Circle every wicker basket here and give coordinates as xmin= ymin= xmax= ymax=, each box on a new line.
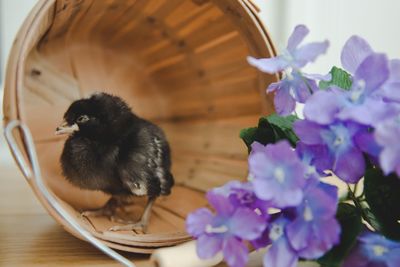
xmin=3 ymin=0 xmax=277 ymax=257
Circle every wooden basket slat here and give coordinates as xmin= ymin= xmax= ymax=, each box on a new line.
xmin=3 ymin=0 xmax=278 ymax=253
xmin=164 ymin=1 xmax=213 ymax=28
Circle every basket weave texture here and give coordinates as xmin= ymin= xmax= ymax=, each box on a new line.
xmin=3 ymin=0 xmax=277 ymax=253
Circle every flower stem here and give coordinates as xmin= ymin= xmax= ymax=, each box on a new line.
xmin=347 ymin=184 xmax=370 ymax=224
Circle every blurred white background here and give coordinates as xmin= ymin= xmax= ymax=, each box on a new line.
xmin=259 ymin=0 xmax=400 ymax=74
xmin=1 ymin=0 xmax=400 ymax=157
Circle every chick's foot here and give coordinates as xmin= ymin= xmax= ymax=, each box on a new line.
xmin=109 ymin=221 xmax=147 ymax=233
xmin=108 ymin=197 xmax=155 ymax=233
xmin=81 ymin=197 xmax=124 ymax=220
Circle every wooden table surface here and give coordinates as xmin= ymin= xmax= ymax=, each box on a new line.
xmin=0 ymin=133 xmax=153 ymax=267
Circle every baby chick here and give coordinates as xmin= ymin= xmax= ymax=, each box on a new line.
xmin=56 ymin=92 xmax=174 ymax=232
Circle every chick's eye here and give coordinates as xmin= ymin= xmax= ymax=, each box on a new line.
xmin=76 ymin=115 xmax=89 ymax=123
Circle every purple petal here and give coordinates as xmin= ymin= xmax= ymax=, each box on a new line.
xmin=206 ymin=192 xmax=233 ymax=216
xmin=247 ymin=56 xmax=289 ymax=74
xmin=380 ymin=82 xmax=400 ymax=102
xmin=354 ymin=131 xmax=382 ymax=158
xmin=249 ymin=152 xmax=271 ymax=180
xmin=223 ymin=238 xmax=248 ymax=267
xmin=379 ymin=60 xmax=400 ymax=102
xmin=318 ymin=182 xmax=339 ymax=205
xmin=251 ymin=227 xmax=271 ymax=249
xmin=264 ymin=238 xmax=298 ymax=267
xmin=304 ymin=183 xmax=338 ymax=219
xmin=287 ymin=24 xmax=309 ymax=51
xmin=186 ymin=208 xmax=214 ymax=237
xmin=389 ymin=59 xmax=400 ymax=82
xmin=334 ymin=148 xmax=365 ymax=183
xmin=342 ymin=230 xmax=400 ymax=267
xmin=196 ymin=235 xmax=223 ymax=259
xmin=251 ymin=141 xmax=307 ymax=208
xmin=212 ymin=180 xmax=243 ymax=197
xmin=303 ymin=144 xmax=334 ymax=173
xmin=299 ymin=217 xmax=341 ymax=259
xmin=293 ymin=40 xmax=330 ymax=68
xmin=274 ymin=87 xmax=296 ymax=115
xmin=387 ymin=249 xmax=400 ymax=267
xmin=292 ymin=77 xmax=317 ymax=103
xmin=252 ymin=178 xmax=278 ymax=201
xmin=230 ymin=208 xmax=266 ymax=240
xmin=337 ymin=98 xmax=395 ymax=126
xmin=286 ymin=217 xmax=311 ymax=251
xmin=267 ymin=81 xmax=281 ymax=93
xmin=293 ymin=120 xmax=324 ymax=145
xmin=341 ymin=35 xmax=373 ymax=73
xmin=267 ymin=140 xmax=299 ymax=162
xmin=375 ymin=121 xmax=400 ymax=175
xmin=297 ymin=142 xmax=331 ymax=175
xmin=379 ymin=148 xmax=400 ymax=175
xmin=354 ymin=53 xmax=389 ymax=93
xmin=304 ymin=90 xmax=343 ymax=124
xmin=375 ymin=121 xmax=400 ymax=146
xmin=317 ymin=217 xmax=341 ymax=249
xmin=276 ymin=189 xmax=303 ymax=208
xmin=251 ymin=141 xmax=267 ymax=153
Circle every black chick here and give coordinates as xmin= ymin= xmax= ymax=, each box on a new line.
xmin=56 ymin=92 xmax=174 ymax=232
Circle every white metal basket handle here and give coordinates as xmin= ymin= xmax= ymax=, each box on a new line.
xmin=4 ymin=120 xmax=135 ymax=267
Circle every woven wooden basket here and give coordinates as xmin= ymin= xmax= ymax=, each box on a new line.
xmin=3 ymin=0 xmax=277 ymax=256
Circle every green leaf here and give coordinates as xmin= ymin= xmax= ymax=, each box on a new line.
xmin=319 ymin=66 xmax=352 ymax=90
xmin=364 ymin=207 xmax=383 ymax=232
xmin=266 ymin=114 xmax=299 ymax=145
xmin=239 ymin=114 xmax=299 ymax=152
xmin=317 ymin=203 xmax=362 ymax=267
xmin=364 ymin=168 xmax=400 ymax=240
xmin=239 ymin=126 xmax=274 ymax=153
xmin=239 ymin=127 xmax=258 ymax=150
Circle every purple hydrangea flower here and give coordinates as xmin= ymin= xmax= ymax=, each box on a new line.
xmin=294 ymin=120 xmax=367 ymax=183
xmin=213 ymin=181 xmax=270 ymax=218
xmin=354 ymin=131 xmax=382 ymax=165
xmin=249 ymin=141 xmax=306 ymax=208
xmin=340 ymin=35 xmax=373 ymax=74
xmin=379 ymin=59 xmax=400 ymax=102
xmin=340 ymin=36 xmax=400 ymax=105
xmin=263 ymin=216 xmax=299 ymax=267
xmin=296 ymin=142 xmax=332 ymax=180
xmin=375 ymin=117 xmax=400 ymax=176
xmin=286 ymin=182 xmax=340 ymax=259
xmin=343 ymin=230 xmax=400 ymax=267
xmin=247 ymin=25 xmax=329 ymax=73
xmin=267 ymin=71 xmax=319 ymax=115
xmin=304 ymin=52 xmax=392 ymax=126
xmin=303 ymin=36 xmax=399 ymax=127
xmin=247 ymin=25 xmax=329 ymax=115
xmin=186 ymin=191 xmax=266 ymax=267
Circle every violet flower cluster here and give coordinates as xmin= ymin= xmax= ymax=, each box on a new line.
xmin=248 ymin=25 xmax=329 ymax=116
xmin=187 ymin=140 xmax=340 ymax=267
xmin=343 ymin=230 xmax=400 ymax=267
xmin=186 ymin=24 xmax=400 ymax=267
xmin=250 ymin=25 xmax=400 ymax=182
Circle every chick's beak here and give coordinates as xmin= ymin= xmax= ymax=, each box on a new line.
xmin=55 ymin=120 xmax=79 ymax=135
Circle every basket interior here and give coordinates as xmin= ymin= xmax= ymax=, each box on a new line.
xmin=13 ymin=0 xmax=276 ymax=250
